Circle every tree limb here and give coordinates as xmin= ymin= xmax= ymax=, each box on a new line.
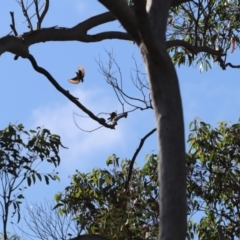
xmin=166 ymin=39 xmax=226 ymax=56
xmin=0 ymin=9 xmax=132 ymax=57
xmin=74 ymin=11 xmax=117 ymax=32
xmin=98 ymin=0 xmax=141 ymax=44
xmin=0 ymin=35 xmax=29 ymax=57
xmin=26 ymin=54 xmax=114 ymax=129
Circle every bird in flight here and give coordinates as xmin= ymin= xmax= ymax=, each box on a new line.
xmin=69 ymin=66 xmax=85 ymax=84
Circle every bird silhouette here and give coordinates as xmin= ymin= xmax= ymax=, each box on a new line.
xmin=68 ymin=66 xmax=85 ymax=84
xmin=108 ymin=112 xmax=117 ymax=121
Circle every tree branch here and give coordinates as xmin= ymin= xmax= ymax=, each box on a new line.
xmin=225 ymin=62 xmax=240 ymax=69
xmin=26 ymin=54 xmax=114 ymax=129
xmin=74 ymin=11 xmax=117 ymax=32
xmin=19 ymin=0 xmax=33 ymax=31
xmin=166 ymin=39 xmax=226 ymax=56
xmin=9 ymin=12 xmax=18 ymax=36
xmin=34 ymin=0 xmax=41 ymax=28
xmin=0 ymin=10 xmax=131 ymax=57
xmin=98 ymin=0 xmax=141 ymax=44
xmin=125 ymin=128 xmax=157 ymax=191
xmin=38 ymin=0 xmax=50 ymax=29
xmin=0 ymin=35 xmax=29 ymax=57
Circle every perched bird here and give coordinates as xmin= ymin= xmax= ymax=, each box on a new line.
xmin=108 ymin=112 xmax=117 ymax=122
xmin=68 ymin=66 xmax=85 ymax=84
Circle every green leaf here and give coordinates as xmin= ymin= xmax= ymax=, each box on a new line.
xmin=27 ymin=177 xmax=31 ymax=186
xmin=44 ymin=175 xmax=50 ymax=185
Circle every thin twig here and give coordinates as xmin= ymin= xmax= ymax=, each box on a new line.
xmin=19 ymin=0 xmax=33 ymax=31
xmin=9 ymin=12 xmax=18 ymax=36
xmin=97 ymin=51 xmax=151 ymax=110
xmin=73 ymin=112 xmax=104 ymax=132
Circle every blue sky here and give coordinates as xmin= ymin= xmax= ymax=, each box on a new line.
xmin=1 ymin=0 xmax=240 ymax=237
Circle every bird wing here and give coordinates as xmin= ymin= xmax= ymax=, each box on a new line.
xmin=78 ymin=66 xmax=85 ymax=78
xmin=69 ymin=75 xmax=80 ymax=84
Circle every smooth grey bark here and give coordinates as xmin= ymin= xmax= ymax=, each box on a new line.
xmin=143 ymin=44 xmax=186 ymax=240
xmin=99 ymin=0 xmax=186 ymax=239
xmin=144 ymin=1 xmax=186 ymax=239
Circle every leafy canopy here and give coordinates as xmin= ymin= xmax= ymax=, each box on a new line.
xmin=55 ymin=119 xmax=240 ymax=239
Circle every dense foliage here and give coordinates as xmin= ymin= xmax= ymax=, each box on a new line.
xmin=187 ymin=119 xmax=240 ymax=239
xmin=168 ymin=0 xmax=240 ymax=71
xmin=54 ymin=154 xmax=159 ymax=239
xmin=55 ymin=119 xmax=240 ymax=239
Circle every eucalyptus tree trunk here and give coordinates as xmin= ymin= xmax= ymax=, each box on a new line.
xmin=143 ymin=1 xmax=186 ymax=239
xmin=125 ymin=0 xmax=186 ymax=239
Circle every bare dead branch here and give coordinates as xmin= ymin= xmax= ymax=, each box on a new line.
xmin=125 ymin=128 xmax=157 ymax=192
xmin=9 ymin=12 xmax=18 ymax=36
xmin=26 ymin=54 xmax=115 ymax=129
